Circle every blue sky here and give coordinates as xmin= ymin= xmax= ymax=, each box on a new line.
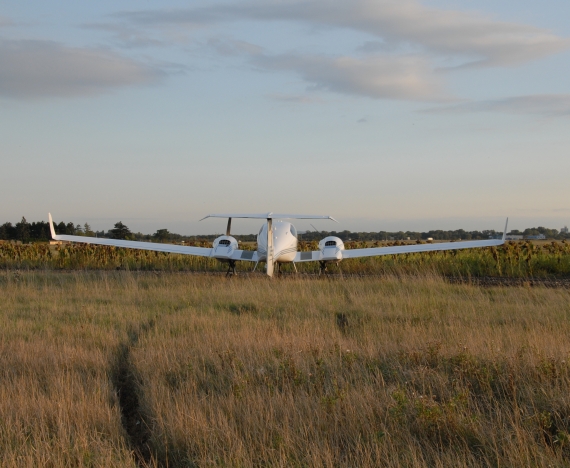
xmin=1 ymin=0 xmax=569 ymax=235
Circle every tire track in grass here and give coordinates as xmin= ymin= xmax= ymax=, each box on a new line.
xmin=111 ymin=319 xmax=160 ymax=467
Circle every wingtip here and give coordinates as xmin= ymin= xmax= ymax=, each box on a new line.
xmin=48 ymin=213 xmax=56 ymax=239
xmin=502 ymin=217 xmax=509 ymax=242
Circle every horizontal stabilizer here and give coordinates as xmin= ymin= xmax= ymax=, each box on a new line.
xmin=200 ymin=213 xmax=338 ymax=221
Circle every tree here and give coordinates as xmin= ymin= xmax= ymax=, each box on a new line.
xmin=16 ymin=217 xmax=30 ymax=243
xmin=83 ymin=223 xmax=94 ymax=237
xmin=30 ymin=221 xmax=49 ymax=241
xmin=55 ymin=221 xmax=66 ymax=235
xmin=110 ymin=222 xmax=132 ymax=240
xmin=0 ymin=222 xmax=16 ymax=240
xmin=153 ymin=229 xmax=171 ymax=242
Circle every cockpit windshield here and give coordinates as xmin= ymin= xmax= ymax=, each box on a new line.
xmin=290 ymin=225 xmax=297 ymax=238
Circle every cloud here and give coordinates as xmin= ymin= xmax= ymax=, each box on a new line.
xmin=255 ymin=54 xmax=445 ymax=101
xmin=424 ymin=95 xmax=570 ymax=117
xmin=97 ymin=2 xmax=569 ymax=103
xmin=0 ymin=39 xmax=164 ymax=99
xmin=112 ymin=8 xmax=220 ymax=29
xmin=83 ymin=23 xmax=166 ymax=49
xmin=116 ymin=0 xmax=570 ymax=67
xmin=206 ymin=37 xmax=263 ymax=57
xmin=266 ymin=93 xmax=323 ymax=104
xmin=242 ymin=0 xmax=569 ymax=66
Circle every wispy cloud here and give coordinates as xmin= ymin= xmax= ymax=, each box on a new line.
xmin=266 ymin=93 xmax=323 ymax=104
xmin=206 ymin=37 xmax=263 ymax=57
xmin=0 ymin=39 xmax=164 ymax=99
xmin=89 ymin=1 xmax=569 ymax=103
xmin=112 ymin=8 xmax=219 ymax=29
xmin=115 ymin=0 xmax=570 ymax=67
xmin=424 ymin=95 xmax=570 ymax=117
xmin=255 ymin=54 xmax=446 ymax=101
xmin=82 ymin=23 xmax=166 ymax=49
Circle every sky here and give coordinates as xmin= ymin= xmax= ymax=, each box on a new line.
xmin=1 ymin=0 xmax=569 ymax=235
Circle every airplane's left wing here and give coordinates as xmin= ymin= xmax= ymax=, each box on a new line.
xmin=341 ymin=238 xmax=503 ymax=259
xmin=294 ymin=238 xmax=505 ymax=263
xmin=295 ymin=218 xmax=508 ymax=262
xmin=48 ymin=213 xmax=212 ymax=257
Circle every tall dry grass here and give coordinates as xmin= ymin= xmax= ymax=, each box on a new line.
xmin=0 ymin=271 xmax=142 ymax=467
xmin=1 ymin=271 xmax=569 ymax=467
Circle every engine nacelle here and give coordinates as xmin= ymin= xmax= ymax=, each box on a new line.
xmin=318 ymin=236 xmax=345 ymax=262
xmin=212 ymin=235 xmax=239 ymax=261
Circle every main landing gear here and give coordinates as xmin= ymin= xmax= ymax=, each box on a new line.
xmin=226 ymin=260 xmax=237 ymax=277
xmin=319 ymin=261 xmax=343 ymax=277
xmin=277 ymin=262 xmax=298 ymax=276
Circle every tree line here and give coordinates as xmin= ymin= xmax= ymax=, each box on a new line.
xmin=1 ymin=217 xmax=568 ymax=243
xmin=299 ymin=226 xmax=569 ymax=241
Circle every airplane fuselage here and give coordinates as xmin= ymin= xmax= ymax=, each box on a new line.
xmin=256 ymin=220 xmax=298 ymax=263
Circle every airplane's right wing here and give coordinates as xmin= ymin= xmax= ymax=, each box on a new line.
xmin=49 ymin=213 xmax=212 ymax=256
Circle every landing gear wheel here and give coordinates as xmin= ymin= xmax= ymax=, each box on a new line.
xmin=226 ymin=260 xmax=237 ymax=278
xmin=319 ymin=261 xmax=328 ymax=276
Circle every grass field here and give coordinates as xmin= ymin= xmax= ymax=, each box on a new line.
xmin=1 ymin=271 xmax=570 ymax=467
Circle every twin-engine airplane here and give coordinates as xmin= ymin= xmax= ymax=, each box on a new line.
xmin=48 ymin=213 xmax=508 ymax=277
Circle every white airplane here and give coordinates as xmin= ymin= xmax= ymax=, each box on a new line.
xmin=48 ymin=213 xmax=508 ymax=277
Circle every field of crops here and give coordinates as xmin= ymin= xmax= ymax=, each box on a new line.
xmin=1 ymin=240 xmax=570 ymax=277
xmin=1 ymin=271 xmax=570 ymax=467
